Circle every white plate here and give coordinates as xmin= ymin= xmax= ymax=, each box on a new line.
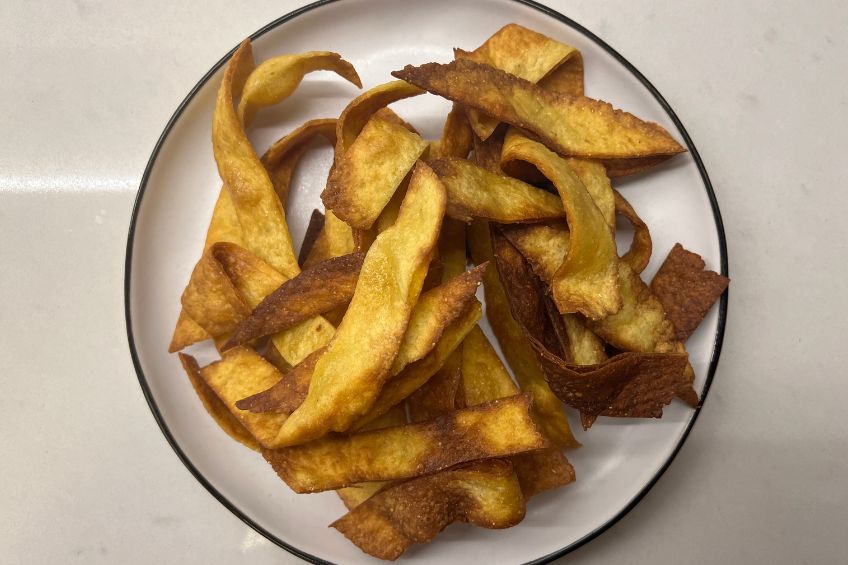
xmin=125 ymin=0 xmax=728 ymax=562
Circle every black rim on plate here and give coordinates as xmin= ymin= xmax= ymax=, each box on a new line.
xmin=124 ymin=0 xmax=729 ymax=563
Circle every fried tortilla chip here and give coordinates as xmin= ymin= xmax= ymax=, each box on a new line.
xmin=335 ymin=80 xmax=424 ymax=157
xmin=615 ymin=189 xmax=652 ymax=274
xmin=429 ymin=157 xmax=564 ymax=224
xmin=224 ymin=253 xmax=365 ymax=349
xmin=434 ymin=104 xmax=474 ymax=159
xmin=392 ymin=58 xmax=685 ymax=160
xmin=458 ymin=23 xmax=583 ymax=140
xmin=303 ymin=210 xmax=355 ymax=268
xmin=472 ymin=125 xmax=506 ymax=173
xmin=260 ymin=118 xmax=337 ymax=205
xmin=353 ymin=299 xmax=481 ymax=429
xmin=198 ymin=347 xmax=288 ymax=448
xmin=298 ymin=209 xmax=325 ymax=266
xmin=179 ymin=248 xmax=250 ymax=336
xmin=237 ymin=269 xmax=483 ymax=416
xmin=237 ymin=51 xmax=360 ymax=126
xmin=263 ymin=395 xmax=546 ymax=492
xmin=650 ymin=243 xmax=729 ymax=340
xmin=212 ymin=242 xmax=335 ymax=366
xmin=178 ymin=353 xmax=259 ymax=451
xmin=560 ymin=313 xmax=608 ymax=366
xmin=534 ymin=349 xmax=690 ymax=429
xmin=501 ymin=131 xmax=621 ymax=319
xmin=566 ymin=158 xmax=615 ymax=230
xmin=323 ymin=116 xmax=427 ymax=229
xmin=273 ymin=163 xmax=445 ymax=446
xmin=468 ymin=220 xmax=579 ymax=449
xmin=168 ymin=310 xmax=212 ymax=353
xmin=407 ymin=348 xmax=463 ymax=422
xmin=336 ymin=403 xmax=407 ymax=510
xmin=500 ymin=222 xmax=569 ymax=283
xmin=601 ymin=155 xmax=674 ymax=178
xmin=332 ymin=460 xmax=525 ymax=560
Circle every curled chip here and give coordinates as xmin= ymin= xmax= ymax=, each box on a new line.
xmin=407 ymin=349 xmax=463 ymax=422
xmin=212 ymin=40 xmax=299 ymax=279
xmin=224 ymin=253 xmax=365 ymax=349
xmin=198 ymin=347 xmax=289 ymax=449
xmin=429 ymin=157 xmax=565 ymax=224
xmin=472 ymin=125 xmax=506 ymax=173
xmin=238 ymin=266 xmax=484 ymax=416
xmin=178 ymin=353 xmax=259 ymax=451
xmin=179 ymin=247 xmax=249 ymax=337
xmin=650 ymin=243 xmax=729 ymax=340
xmin=468 ymin=219 xmax=579 ymax=449
xmin=323 ymin=115 xmax=427 ymax=229
xmin=332 ymin=460 xmax=525 ymax=561
xmin=500 ymin=222 xmax=570 ymax=284
xmin=303 ymin=211 xmax=355 ymax=268
xmin=566 ymin=158 xmax=615 ymax=230
xmin=392 ymin=58 xmax=685 ymax=160
xmin=260 ymin=118 xmax=337 ymax=205
xmin=560 ymin=313 xmax=608 ymax=366
xmin=263 ymin=394 xmax=546 ymax=493
xmin=501 ymin=131 xmax=621 ymax=319
xmin=335 ymin=80 xmax=424 ymax=157
xmin=273 ymin=163 xmax=445 ymax=447
xmin=459 ymin=23 xmax=584 ymax=140
xmin=169 ymin=311 xmax=211 ymax=353
xmin=615 ymin=189 xmax=653 ymax=274
xmin=535 ymin=349 xmax=690 ymax=429
xmin=237 ymin=51 xmax=360 ymax=126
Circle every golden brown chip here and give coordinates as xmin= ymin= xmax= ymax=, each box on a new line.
xmin=212 ymin=40 xmax=300 ymax=279
xmin=179 ymin=248 xmax=250 ymax=336
xmin=566 ymin=158 xmax=615 ymax=230
xmin=435 ymin=104 xmax=474 ymax=159
xmin=198 ymin=347 xmax=289 ymax=449
xmin=236 ymin=269 xmax=483 ymax=416
xmin=429 ymin=157 xmax=564 ymax=224
xmin=263 ymin=395 xmax=546 ymax=493
xmin=168 ymin=311 xmax=212 ymax=353
xmin=601 ymin=155 xmax=675 ymax=178
xmin=650 ymin=243 xmax=729 ymax=340
xmin=237 ymin=52 xmax=360 ymax=126
xmin=211 ymin=242 xmax=335 ymax=367
xmin=331 ymin=460 xmax=525 ymax=560
xmin=273 ymin=163 xmax=445 ymax=446
xmin=500 ymin=222 xmax=570 ymax=283
xmin=468 ymin=220 xmax=579 ymax=449
xmin=615 ymin=189 xmax=652 ymax=274
xmin=472 ymin=125 xmax=506 ymax=173
xmin=353 ymin=299 xmax=481 ymax=429
xmin=178 ymin=353 xmax=259 ymax=451
xmin=501 ymin=131 xmax=621 ymax=319
xmin=298 ymin=209 xmax=325 ymax=266
xmin=224 ymin=253 xmax=365 ymax=349
xmin=323 ymin=115 xmax=428 ymax=229
xmin=407 ymin=348 xmax=463 ymax=422
xmin=203 ymin=186 xmax=245 ymax=252
xmin=335 ymin=80 xmax=424 ymax=157
xmin=460 ymin=325 xmax=575 ymax=498
xmin=392 ymin=58 xmax=685 ymax=160
xmin=303 ymin=210 xmax=355 ymax=269
xmin=260 ymin=118 xmax=337 ymax=205
xmin=560 ymin=314 xmax=608 ymax=366
xmin=458 ymin=23 xmax=584 ymax=140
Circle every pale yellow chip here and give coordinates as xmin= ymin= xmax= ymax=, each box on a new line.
xmin=303 ymin=210 xmax=355 ymax=269
xmin=501 ymin=130 xmax=621 ymax=319
xmin=323 ymin=115 xmax=427 ymax=229
xmin=237 ymin=51 xmax=360 ymax=127
xmin=565 ymin=158 xmax=615 ymax=231
xmin=273 ymin=162 xmax=446 ymax=447
xmin=429 ymin=157 xmax=564 ymax=224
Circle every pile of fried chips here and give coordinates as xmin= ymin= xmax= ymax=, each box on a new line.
xmin=170 ymin=24 xmax=728 ymax=560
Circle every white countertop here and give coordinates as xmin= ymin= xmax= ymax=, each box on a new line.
xmin=2 ymin=1 xmax=846 ymax=563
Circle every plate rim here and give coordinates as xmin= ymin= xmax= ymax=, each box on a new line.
xmin=123 ymin=1 xmax=730 ymax=563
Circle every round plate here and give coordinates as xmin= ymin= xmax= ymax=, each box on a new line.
xmin=125 ymin=0 xmax=728 ymax=563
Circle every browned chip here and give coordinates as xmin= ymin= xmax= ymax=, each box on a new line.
xmin=234 ymin=347 xmax=324 ymax=414
xmin=179 ymin=248 xmax=250 ymax=337
xmin=168 ymin=310 xmax=212 ymax=353
xmin=263 ymin=395 xmax=546 ymax=493
xmin=392 ymin=59 xmax=685 ymax=160
xmin=651 ymin=243 xmax=729 ymax=340
xmin=303 ymin=211 xmax=355 ymax=269
xmin=472 ymin=125 xmax=506 ymax=173
xmin=298 ymin=209 xmax=325 ymax=266
xmin=615 ymin=189 xmax=652 ymax=274
xmin=223 ymin=253 xmax=365 ymax=349
xmin=331 ymin=460 xmax=525 ymax=560
xmin=178 ymin=353 xmax=259 ymax=451
xmin=510 ymin=450 xmax=575 ymax=499
xmin=406 ymin=348 xmax=463 ymax=422
xmin=435 ymin=104 xmax=474 ymax=159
